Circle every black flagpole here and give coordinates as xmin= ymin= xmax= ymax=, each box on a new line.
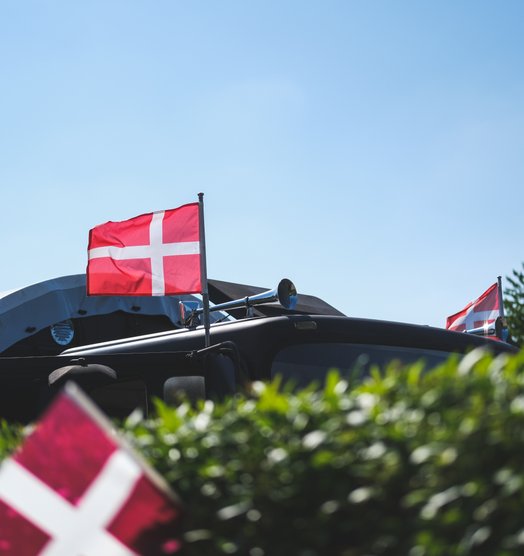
xmin=198 ymin=192 xmax=211 ymax=347
xmin=497 ymin=275 xmax=505 ymax=318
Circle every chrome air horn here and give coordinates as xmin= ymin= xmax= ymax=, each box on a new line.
xmin=180 ymin=278 xmax=298 ymax=326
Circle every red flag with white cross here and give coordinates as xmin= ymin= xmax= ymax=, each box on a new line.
xmin=87 ymin=203 xmax=201 ymax=296
xmin=446 ymin=282 xmax=501 ymax=337
xmin=0 ymin=384 xmax=181 ymax=555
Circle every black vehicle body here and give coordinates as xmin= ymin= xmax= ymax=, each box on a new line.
xmin=0 ymin=275 xmax=517 ymax=423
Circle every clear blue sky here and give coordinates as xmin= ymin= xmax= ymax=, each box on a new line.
xmin=1 ymin=1 xmax=523 ymax=327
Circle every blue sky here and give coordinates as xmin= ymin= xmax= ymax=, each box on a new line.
xmin=1 ymin=1 xmax=523 ymax=327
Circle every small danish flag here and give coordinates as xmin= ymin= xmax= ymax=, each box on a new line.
xmin=0 ymin=385 xmax=181 ymax=555
xmin=446 ymin=282 xmax=501 ymax=336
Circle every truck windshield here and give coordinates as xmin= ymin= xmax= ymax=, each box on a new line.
xmin=271 ymin=343 xmax=455 ymax=388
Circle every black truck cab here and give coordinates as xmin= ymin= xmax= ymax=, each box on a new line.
xmin=0 ymin=275 xmax=517 ymax=423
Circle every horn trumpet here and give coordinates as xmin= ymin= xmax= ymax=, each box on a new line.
xmin=181 ymin=278 xmax=298 ymax=326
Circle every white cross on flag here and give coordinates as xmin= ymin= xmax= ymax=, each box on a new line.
xmin=0 ymin=385 xmax=182 ymax=555
xmin=87 ymin=203 xmax=201 ymax=296
xmin=446 ymin=282 xmax=501 ymax=336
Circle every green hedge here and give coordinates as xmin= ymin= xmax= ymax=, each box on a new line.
xmin=0 ymin=419 xmax=22 ymax=461
xmin=4 ymin=349 xmax=524 ymax=555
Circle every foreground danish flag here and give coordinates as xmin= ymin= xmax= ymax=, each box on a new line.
xmin=0 ymin=385 xmax=181 ymax=555
xmin=446 ymin=282 xmax=501 ymax=336
xmin=87 ymin=203 xmax=201 ymax=296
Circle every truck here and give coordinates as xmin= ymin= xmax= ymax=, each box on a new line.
xmin=0 ymin=274 xmax=517 ymax=423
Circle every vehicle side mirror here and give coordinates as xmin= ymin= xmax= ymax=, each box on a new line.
xmin=163 ymin=376 xmax=205 ymax=405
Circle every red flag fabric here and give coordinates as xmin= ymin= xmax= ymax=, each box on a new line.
xmin=0 ymin=385 xmax=181 ymax=556
xmin=446 ymin=282 xmax=500 ymax=336
xmin=87 ymin=203 xmax=201 ymax=296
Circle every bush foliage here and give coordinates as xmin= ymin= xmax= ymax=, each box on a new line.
xmin=4 ymin=349 xmax=524 ymax=555
xmin=505 ymin=263 xmax=524 ymax=345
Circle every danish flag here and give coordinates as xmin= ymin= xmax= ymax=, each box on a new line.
xmin=446 ymin=282 xmax=501 ymax=336
xmin=87 ymin=203 xmax=201 ymax=296
xmin=0 ymin=385 xmax=181 ymax=555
